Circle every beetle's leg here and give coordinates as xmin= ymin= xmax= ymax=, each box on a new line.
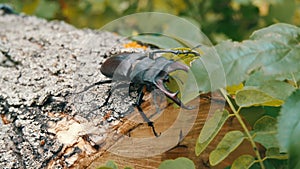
xmin=75 ymin=80 xmax=130 ymax=108
xmin=133 ymin=85 xmax=161 ymax=137
xmin=136 ymin=86 xmax=144 ymax=105
xmin=128 ymin=83 xmax=143 ymax=102
xmin=136 ymin=106 xmax=160 ymax=137
xmin=101 ymin=82 xmax=130 ymax=107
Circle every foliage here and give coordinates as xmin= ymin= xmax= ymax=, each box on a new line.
xmin=187 ymin=23 xmax=300 ymax=92
xmin=195 ymin=110 xmax=230 ymax=156
xmin=277 ymin=89 xmax=300 ymax=169
xmin=1 ymin=0 xmax=300 ymax=43
xmin=193 ymin=23 xmax=299 ymax=169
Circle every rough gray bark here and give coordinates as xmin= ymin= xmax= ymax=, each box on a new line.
xmin=0 ymin=11 xmax=137 ymax=168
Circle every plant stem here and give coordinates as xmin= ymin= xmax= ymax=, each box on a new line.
xmin=220 ymin=88 xmax=265 ymax=169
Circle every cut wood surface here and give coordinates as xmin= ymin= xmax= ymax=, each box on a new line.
xmin=0 ymin=12 xmax=255 ymax=169
xmin=82 ymin=95 xmax=256 ymax=169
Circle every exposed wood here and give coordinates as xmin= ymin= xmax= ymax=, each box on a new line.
xmin=81 ymin=94 xmax=256 ymax=169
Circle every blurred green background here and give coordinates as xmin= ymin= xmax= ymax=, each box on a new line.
xmin=1 ymin=0 xmax=299 ymax=44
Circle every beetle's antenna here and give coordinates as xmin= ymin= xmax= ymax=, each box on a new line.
xmin=75 ymin=79 xmax=112 ymax=94
xmin=191 ymin=44 xmax=202 ymax=50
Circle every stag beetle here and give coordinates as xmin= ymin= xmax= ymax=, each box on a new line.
xmin=0 ymin=4 xmax=17 ymax=15
xmin=82 ymin=48 xmax=200 ymax=137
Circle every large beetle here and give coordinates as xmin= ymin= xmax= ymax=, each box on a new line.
xmin=0 ymin=4 xmax=17 ymax=15
xmin=96 ymin=49 xmax=200 ymax=136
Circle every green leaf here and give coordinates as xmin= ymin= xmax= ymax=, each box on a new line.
xmin=258 ymin=159 xmax=288 ymax=169
xmin=106 ymin=160 xmax=118 ymax=169
xmin=96 ymin=160 xmax=118 ymax=169
xmin=226 ymin=83 xmax=244 ymax=95
xmin=123 ymin=167 xmax=133 ymax=169
xmin=188 ymin=44 xmax=227 ymax=92
xmin=249 ymin=23 xmax=300 ymax=75
xmin=195 ymin=110 xmax=230 ymax=156
xmin=258 ymin=81 xmax=295 ymax=100
xmin=245 ymin=72 xmax=296 ymax=100
xmin=245 ymin=71 xmax=275 ymax=86
xmin=35 ymin=0 xmax=59 ymax=19
xmin=288 ymin=118 xmax=300 ymax=169
xmin=250 ymin=23 xmax=300 ymax=45
xmin=239 ymin=106 xmax=266 ymax=127
xmin=232 ymin=0 xmax=252 ymax=5
xmin=270 ymin=158 xmax=289 ymax=168
xmin=231 ymin=155 xmax=255 ymax=169
xmin=158 ymin=157 xmax=195 ymax=169
xmin=209 ymin=130 xmax=245 ymax=166
xmin=240 ymin=106 xmax=281 ymax=128
xmin=277 ymin=89 xmax=300 ymax=152
xmin=252 ymin=116 xmax=279 ymax=149
xmin=235 ymin=87 xmax=283 ymax=107
xmin=266 ymin=147 xmax=288 ymax=160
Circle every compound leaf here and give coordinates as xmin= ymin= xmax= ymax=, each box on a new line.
xmin=209 ymin=130 xmax=245 ymax=166
xmin=195 ymin=110 xmax=230 ymax=156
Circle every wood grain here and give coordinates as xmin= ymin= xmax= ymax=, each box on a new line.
xmin=78 ymin=92 xmax=256 ymax=169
